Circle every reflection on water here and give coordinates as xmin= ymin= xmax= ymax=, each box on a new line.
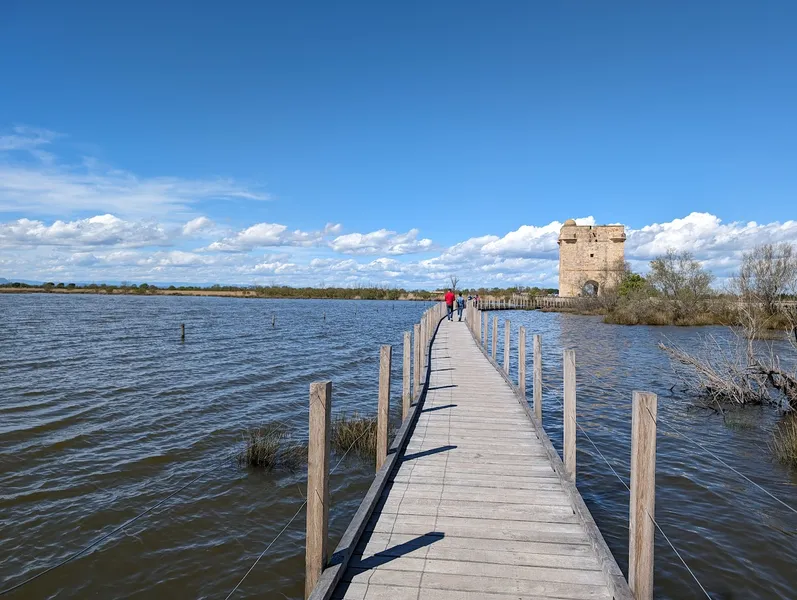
xmin=1 ymin=296 xmax=796 ymax=599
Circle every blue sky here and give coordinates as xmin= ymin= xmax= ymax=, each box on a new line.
xmin=1 ymin=1 xmax=796 ymax=287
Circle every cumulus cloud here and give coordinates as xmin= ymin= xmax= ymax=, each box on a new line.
xmin=0 ymin=214 xmax=171 ymax=248
xmin=4 ymin=211 xmax=797 ymax=289
xmin=329 ymin=228 xmax=433 ymax=255
xmin=203 ymin=222 xmax=328 ymax=252
xmin=182 ymin=216 xmax=215 ymax=236
xmin=626 ymin=212 xmax=797 ymax=261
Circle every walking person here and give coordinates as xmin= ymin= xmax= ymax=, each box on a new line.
xmin=456 ymin=293 xmax=465 ymax=321
xmin=444 ymin=288 xmax=455 ymax=321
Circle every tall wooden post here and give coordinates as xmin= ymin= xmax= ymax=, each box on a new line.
xmin=518 ymin=326 xmax=526 ymax=397
xmin=503 ymin=320 xmax=511 ymax=375
xmin=533 ymin=335 xmax=542 ymax=421
xmin=377 ymin=345 xmax=391 ymax=471
xmin=180 ymin=323 xmax=185 ymax=341
xmin=413 ymin=323 xmax=421 ymax=397
xmin=629 ymin=391 xmax=658 ymax=600
xmin=420 ymin=317 xmax=427 ymax=371
xmin=305 ymin=381 xmax=331 ymax=599
xmin=402 ymin=332 xmax=411 ymax=420
xmin=563 ymin=350 xmax=576 ymax=482
xmin=491 ymin=317 xmax=498 ymax=359
xmin=481 ymin=311 xmax=487 ymax=346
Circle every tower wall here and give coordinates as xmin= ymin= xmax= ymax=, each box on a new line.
xmin=558 ymin=223 xmax=626 ymax=297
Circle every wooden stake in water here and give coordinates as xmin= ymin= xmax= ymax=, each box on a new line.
xmin=272 ymin=314 xmax=276 ymax=328
xmin=305 ymin=381 xmax=331 ymax=599
xmin=180 ymin=323 xmax=185 ymax=341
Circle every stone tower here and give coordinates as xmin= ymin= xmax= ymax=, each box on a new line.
xmin=557 ymin=219 xmax=626 ymax=297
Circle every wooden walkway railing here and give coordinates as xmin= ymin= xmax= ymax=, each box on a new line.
xmin=305 ymin=301 xmax=660 ymax=600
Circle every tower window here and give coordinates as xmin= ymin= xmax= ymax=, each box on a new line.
xmin=590 ymin=253 xmax=594 ymax=258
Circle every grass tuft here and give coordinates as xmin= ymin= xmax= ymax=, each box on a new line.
xmin=770 ymin=414 xmax=797 ymax=467
xmin=238 ymin=424 xmax=307 ymax=471
xmin=331 ymin=413 xmax=379 ymax=458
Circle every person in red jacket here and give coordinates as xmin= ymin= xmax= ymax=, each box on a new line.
xmin=444 ymin=289 xmax=455 ymax=321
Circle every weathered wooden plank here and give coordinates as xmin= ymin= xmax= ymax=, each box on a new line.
xmin=324 ymin=317 xmax=631 ymax=600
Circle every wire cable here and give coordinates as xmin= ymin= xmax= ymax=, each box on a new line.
xmin=0 ymin=448 xmax=239 ymax=597
xmin=547 ymin=396 xmax=713 ymax=599
xmin=223 ymin=423 xmax=374 ymax=599
xmin=642 ymin=404 xmax=797 ymax=516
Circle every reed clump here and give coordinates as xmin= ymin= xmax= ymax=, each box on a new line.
xmin=238 ymin=424 xmax=306 ymax=471
xmin=331 ymin=413 xmax=379 ymax=458
xmin=770 ymin=415 xmax=797 ymax=467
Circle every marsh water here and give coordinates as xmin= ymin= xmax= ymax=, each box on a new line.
xmin=1 ymin=295 xmax=796 ymax=599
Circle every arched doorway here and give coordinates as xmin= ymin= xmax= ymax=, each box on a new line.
xmin=582 ymin=280 xmax=599 ymax=297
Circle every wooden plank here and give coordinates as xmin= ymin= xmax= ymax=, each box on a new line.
xmin=325 ymin=318 xmax=631 ymax=600
xmin=563 ymin=349 xmax=576 ymax=482
xmin=629 ymin=391 xmax=657 ymax=600
xmin=306 ymin=381 xmax=332 ymax=599
xmin=376 ymin=345 xmax=391 ymax=471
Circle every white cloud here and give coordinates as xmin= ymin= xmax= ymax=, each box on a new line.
xmin=0 ymin=126 xmax=268 ymax=218
xmin=182 ymin=216 xmax=215 ymax=235
xmin=329 ymin=228 xmax=433 ymax=255
xmin=626 ymin=212 xmax=797 ymax=262
xmin=203 ymin=222 xmax=327 ymax=252
xmin=0 ymin=214 xmax=171 ymax=248
xmin=3 ymin=211 xmax=796 ymax=289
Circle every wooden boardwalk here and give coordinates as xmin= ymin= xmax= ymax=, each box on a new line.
xmin=329 ymin=317 xmax=630 ymax=600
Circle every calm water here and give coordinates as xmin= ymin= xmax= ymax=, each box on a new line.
xmin=1 ymin=295 xmax=796 ymax=599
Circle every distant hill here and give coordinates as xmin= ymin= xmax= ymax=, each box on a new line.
xmin=0 ymin=277 xmax=43 ymax=286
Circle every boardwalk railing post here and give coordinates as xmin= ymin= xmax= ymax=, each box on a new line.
xmin=491 ymin=316 xmax=498 ymax=359
xmin=518 ymin=326 xmax=526 ymax=398
xmin=629 ymin=391 xmax=657 ymax=600
xmin=503 ymin=320 xmax=511 ymax=375
xmin=482 ymin=310 xmax=487 ymax=347
xmin=563 ymin=350 xmax=576 ymax=482
xmin=413 ymin=323 xmax=421 ymax=397
xmin=402 ymin=332 xmax=411 ymax=420
xmin=533 ymin=334 xmax=542 ymax=421
xmin=306 ymin=381 xmax=331 ymax=599
xmin=377 ymin=345 xmax=392 ymax=471
xmin=420 ymin=317 xmax=427 ymax=371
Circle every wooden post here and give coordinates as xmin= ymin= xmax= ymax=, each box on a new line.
xmin=377 ymin=345 xmax=391 ymax=471
xmin=272 ymin=314 xmax=276 ymax=328
xmin=563 ymin=350 xmax=576 ymax=482
xmin=402 ymin=332 xmax=411 ymax=420
xmin=518 ymin=326 xmax=526 ymax=397
xmin=503 ymin=320 xmax=510 ymax=375
xmin=305 ymin=381 xmax=331 ymax=599
xmin=481 ymin=311 xmax=487 ymax=347
xmin=413 ymin=323 xmax=421 ymax=396
xmin=420 ymin=317 xmax=427 ymax=371
xmin=533 ymin=334 xmax=542 ymax=421
xmin=180 ymin=323 xmax=185 ymax=341
xmin=491 ymin=316 xmax=498 ymax=359
xmin=629 ymin=391 xmax=657 ymax=600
